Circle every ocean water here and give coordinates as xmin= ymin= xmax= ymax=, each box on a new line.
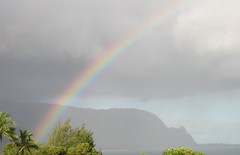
xmin=102 ymin=146 xmax=240 ymax=155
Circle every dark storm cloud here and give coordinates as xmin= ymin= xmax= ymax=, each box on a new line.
xmin=1 ymin=0 xmax=240 ymax=102
xmin=0 ymin=53 xmax=88 ymax=101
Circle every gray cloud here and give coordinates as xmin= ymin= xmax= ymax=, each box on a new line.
xmin=1 ymin=0 xmax=240 ymax=102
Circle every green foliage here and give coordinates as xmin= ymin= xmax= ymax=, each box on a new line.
xmin=15 ymin=130 xmax=39 ymax=155
xmin=67 ymin=143 xmax=102 ymax=155
xmin=30 ymin=143 xmax=102 ymax=155
xmin=43 ymin=119 xmax=101 ymax=155
xmin=0 ymin=111 xmax=18 ymax=142
xmin=47 ymin=119 xmax=72 ymax=147
xmin=2 ymin=143 xmax=19 ymax=155
xmin=162 ymin=146 xmax=204 ymax=155
xmin=0 ymin=112 xmax=38 ymax=155
xmin=47 ymin=119 xmax=95 ymax=148
xmin=68 ymin=124 xmax=95 ymax=148
xmin=11 ymin=144 xmax=101 ymax=155
xmin=2 ymin=129 xmax=39 ymax=155
xmin=35 ymin=145 xmax=67 ymax=155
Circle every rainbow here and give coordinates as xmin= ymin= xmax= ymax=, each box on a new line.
xmin=34 ymin=0 xmax=190 ymax=142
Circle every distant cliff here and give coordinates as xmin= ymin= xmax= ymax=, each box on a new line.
xmin=1 ymin=101 xmax=196 ymax=150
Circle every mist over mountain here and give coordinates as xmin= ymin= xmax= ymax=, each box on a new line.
xmin=1 ymin=101 xmax=197 ymax=150
xmin=67 ymin=108 xmax=196 ymax=149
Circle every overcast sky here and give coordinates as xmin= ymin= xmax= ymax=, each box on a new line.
xmin=1 ymin=0 xmax=240 ymax=144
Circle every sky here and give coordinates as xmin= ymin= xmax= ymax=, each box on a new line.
xmin=1 ymin=0 xmax=240 ymax=144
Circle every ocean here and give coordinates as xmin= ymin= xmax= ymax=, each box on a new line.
xmin=102 ymin=146 xmax=240 ymax=155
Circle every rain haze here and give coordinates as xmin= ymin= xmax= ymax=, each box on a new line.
xmin=1 ymin=0 xmax=240 ymax=145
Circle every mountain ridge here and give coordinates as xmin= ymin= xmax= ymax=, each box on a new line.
xmin=1 ymin=101 xmax=196 ymax=150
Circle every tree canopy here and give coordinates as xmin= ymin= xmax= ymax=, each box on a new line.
xmin=3 ymin=130 xmax=38 ymax=155
xmin=46 ymin=119 xmax=95 ymax=148
xmin=0 ymin=111 xmax=18 ymax=142
xmin=36 ymin=119 xmax=101 ymax=155
xmin=163 ymin=146 xmax=204 ymax=155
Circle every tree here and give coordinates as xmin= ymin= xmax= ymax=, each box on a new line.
xmin=2 ymin=143 xmax=19 ymax=155
xmin=1 ymin=112 xmax=38 ymax=154
xmin=68 ymin=124 xmax=95 ymax=148
xmin=3 ymin=130 xmax=38 ymax=155
xmin=47 ymin=119 xmax=95 ymax=148
xmin=15 ymin=130 xmax=39 ymax=155
xmin=67 ymin=143 xmax=101 ymax=155
xmin=162 ymin=146 xmax=204 ymax=155
xmin=46 ymin=119 xmax=72 ymax=147
xmin=44 ymin=119 xmax=101 ymax=155
xmin=35 ymin=145 xmax=67 ymax=155
xmin=0 ymin=111 xmax=18 ymax=142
